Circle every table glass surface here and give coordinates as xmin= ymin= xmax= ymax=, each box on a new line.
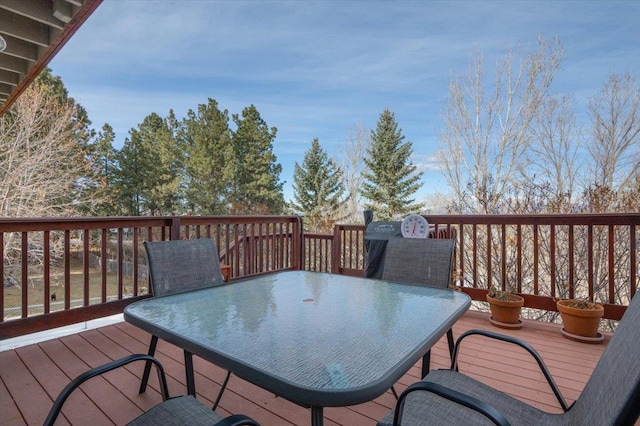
xmin=125 ymin=270 xmax=470 ymax=405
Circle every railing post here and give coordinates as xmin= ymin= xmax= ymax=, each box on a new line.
xmin=292 ymin=216 xmax=303 ymax=270
xmin=170 ymin=217 xmax=181 ymax=240
xmin=332 ymin=225 xmax=341 ymax=274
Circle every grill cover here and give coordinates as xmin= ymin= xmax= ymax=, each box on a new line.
xmin=363 ymin=210 xmax=402 ymax=279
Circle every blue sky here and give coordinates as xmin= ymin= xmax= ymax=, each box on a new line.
xmin=49 ymin=0 xmax=640 ymax=202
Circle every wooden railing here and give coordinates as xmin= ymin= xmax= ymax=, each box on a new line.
xmin=330 ymin=214 xmax=638 ymax=321
xmin=2 ymin=213 xmax=637 ymax=339
xmin=1 ymin=216 xmax=302 ymax=338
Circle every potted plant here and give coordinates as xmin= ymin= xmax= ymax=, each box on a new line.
xmin=486 ymin=285 xmax=524 ymax=329
xmin=556 ymin=298 xmax=604 ymax=343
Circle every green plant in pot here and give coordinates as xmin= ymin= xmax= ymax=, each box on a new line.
xmin=556 ymin=298 xmax=604 ymax=343
xmin=486 ymin=285 xmax=524 ymax=329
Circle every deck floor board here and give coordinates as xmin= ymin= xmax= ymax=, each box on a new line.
xmin=1 ymin=311 xmax=611 ymax=425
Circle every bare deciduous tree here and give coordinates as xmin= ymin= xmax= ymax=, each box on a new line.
xmin=439 ymin=36 xmax=566 ymax=214
xmin=586 ymin=72 xmax=640 ymax=194
xmin=525 ymin=95 xmax=581 ymax=212
xmin=333 ymin=122 xmax=370 ymax=223
xmin=1 ymin=81 xmax=102 ymax=282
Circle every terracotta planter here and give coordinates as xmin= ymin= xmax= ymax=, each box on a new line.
xmin=487 ymin=294 xmax=524 ymax=329
xmin=557 ymin=299 xmax=604 ymax=342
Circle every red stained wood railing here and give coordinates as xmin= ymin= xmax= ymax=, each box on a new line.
xmin=1 ymin=213 xmax=637 ymax=339
xmin=1 ymin=216 xmax=302 ymax=338
xmin=331 ymin=214 xmax=639 ymax=321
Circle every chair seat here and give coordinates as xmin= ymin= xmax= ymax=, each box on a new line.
xmin=377 ymin=369 xmax=566 ymax=426
xmin=128 ymin=395 xmax=224 ymax=426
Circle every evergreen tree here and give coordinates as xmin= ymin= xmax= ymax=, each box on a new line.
xmin=114 ymin=112 xmax=183 ymax=215
xmin=89 ymin=123 xmax=118 ymax=215
xmin=361 ymin=108 xmax=424 ymax=220
xmin=230 ymin=105 xmax=285 ymax=214
xmin=182 ymin=99 xmax=232 ymax=214
xmin=152 ymin=110 xmax=184 ymax=215
xmin=291 ymin=138 xmax=346 ymax=232
xmin=114 ymin=124 xmax=153 ymax=216
xmin=92 ymin=124 xmax=117 ymax=184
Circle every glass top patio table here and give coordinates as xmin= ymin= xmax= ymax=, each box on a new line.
xmin=124 ymin=270 xmax=471 ymax=425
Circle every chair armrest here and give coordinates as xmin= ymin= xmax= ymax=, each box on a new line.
xmin=214 ymin=414 xmax=261 ymax=426
xmin=451 ymin=329 xmax=568 ymax=411
xmin=44 ymin=354 xmax=170 ymax=426
xmin=393 ymin=381 xmax=510 ymax=426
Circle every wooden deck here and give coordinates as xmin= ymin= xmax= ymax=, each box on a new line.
xmin=1 ymin=311 xmax=610 ymax=426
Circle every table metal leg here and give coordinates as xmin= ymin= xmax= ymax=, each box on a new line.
xmin=184 ymin=351 xmax=196 ymax=396
xmin=311 ymin=406 xmax=323 ymax=426
xmin=421 ymin=350 xmax=431 ymax=377
xmin=139 ymin=335 xmax=158 ymax=394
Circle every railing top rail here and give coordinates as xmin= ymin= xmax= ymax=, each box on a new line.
xmin=335 ymin=213 xmax=640 ymax=228
xmin=0 ymin=215 xmax=302 ymax=233
xmin=424 ymin=213 xmax=640 ymax=225
xmin=334 ymin=224 xmax=366 ymax=231
xmin=303 ymin=233 xmax=334 ymax=238
xmin=181 ymin=216 xmax=301 ymax=225
xmin=0 ymin=217 xmax=173 ymax=232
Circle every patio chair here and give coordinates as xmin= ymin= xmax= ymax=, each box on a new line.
xmin=378 ymin=292 xmax=640 ymax=426
xmin=382 ymin=237 xmax=457 ymax=373
xmin=44 ymin=354 xmax=260 ymax=426
xmin=140 ymin=238 xmax=230 ymax=409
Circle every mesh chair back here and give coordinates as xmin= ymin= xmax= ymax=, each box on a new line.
xmin=382 ymin=238 xmax=455 ymax=288
xmin=145 ymin=238 xmax=225 ymax=297
xmin=567 ymin=293 xmax=640 ymax=425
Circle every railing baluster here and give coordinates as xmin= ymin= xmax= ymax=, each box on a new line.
xmin=133 ymin=227 xmax=139 ymax=297
xmin=458 ymin=223 xmax=464 ymax=286
xmin=44 ymin=231 xmax=50 ymax=314
xmin=101 ymin=228 xmax=107 ymax=303
xmin=516 ymin=224 xmax=522 ymax=293
xmin=501 ymin=224 xmax=506 ymax=291
xmin=631 ymin=225 xmax=637 ymax=299
xmin=22 ymin=232 xmax=28 ymax=317
xmin=608 ymin=225 xmax=615 ymax=304
xmin=472 ymin=224 xmax=478 ymax=288
xmin=117 ymin=228 xmax=124 ymax=300
xmin=568 ymin=225 xmax=574 ymax=299
xmin=83 ymin=229 xmax=90 ymax=306
xmin=550 ymin=225 xmax=556 ymax=298
xmin=533 ymin=224 xmax=539 ymax=296
xmin=64 ymin=230 xmax=71 ymax=311
xmin=0 ymin=232 xmax=4 ymax=322
xmin=486 ymin=224 xmax=492 ymax=289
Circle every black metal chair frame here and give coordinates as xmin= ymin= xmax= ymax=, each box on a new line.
xmin=390 ymin=323 xmax=640 ymax=426
xmin=393 ymin=329 xmax=569 ymax=426
xmin=381 ymin=238 xmax=457 ymax=378
xmin=44 ymin=354 xmax=259 ymax=426
xmin=140 ymin=238 xmax=230 ymax=410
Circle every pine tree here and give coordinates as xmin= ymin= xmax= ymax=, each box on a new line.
xmin=229 ymin=105 xmax=285 ymax=214
xmin=291 ymin=138 xmax=346 ymax=232
xmin=89 ymin=123 xmax=118 ymax=215
xmin=114 ymin=112 xmax=183 ymax=215
xmin=361 ymin=108 xmax=424 ymax=220
xmin=114 ymin=123 xmax=153 ymax=216
xmin=182 ymin=99 xmax=232 ymax=214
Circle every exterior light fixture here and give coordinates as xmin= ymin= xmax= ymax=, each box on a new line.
xmin=0 ymin=35 xmax=6 ymax=52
